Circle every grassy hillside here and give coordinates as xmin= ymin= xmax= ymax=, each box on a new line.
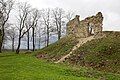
xmin=36 ymin=35 xmax=78 ymax=61
xmin=37 ymin=31 xmax=120 ymax=74
xmin=0 ymin=52 xmax=120 ymax=80
xmin=66 ymin=31 xmax=120 ymax=73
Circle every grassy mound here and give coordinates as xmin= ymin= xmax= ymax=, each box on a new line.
xmin=36 ymin=31 xmax=120 ymax=74
xmin=36 ymin=35 xmax=78 ymax=61
xmin=66 ymin=31 xmax=120 ymax=73
xmin=0 ymin=52 xmax=120 ymax=80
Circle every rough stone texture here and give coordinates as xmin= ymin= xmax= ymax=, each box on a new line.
xmin=67 ymin=15 xmax=80 ymax=37
xmin=67 ymin=12 xmax=104 ymax=38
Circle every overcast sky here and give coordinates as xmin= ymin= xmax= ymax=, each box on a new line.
xmin=17 ymin=0 xmax=120 ymax=31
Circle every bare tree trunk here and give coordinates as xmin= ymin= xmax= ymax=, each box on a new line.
xmin=16 ymin=36 xmax=21 ymax=54
xmin=58 ymin=25 xmax=61 ymax=40
xmin=44 ymin=35 xmax=47 ymax=47
xmin=38 ymin=38 xmax=41 ymax=49
xmin=46 ymin=26 xmax=49 ymax=47
xmin=12 ymin=38 xmax=14 ymax=52
xmin=0 ymin=30 xmax=2 ymax=53
xmin=35 ymin=33 xmax=37 ymax=49
xmin=58 ymin=31 xmax=61 ymax=40
xmin=27 ymin=31 xmax=29 ymax=50
xmin=55 ymin=22 xmax=60 ymax=40
xmin=32 ymin=27 xmax=35 ymax=51
xmin=0 ymin=41 xmax=2 ymax=53
xmin=38 ymin=29 xmax=41 ymax=49
xmin=0 ymin=25 xmax=5 ymax=53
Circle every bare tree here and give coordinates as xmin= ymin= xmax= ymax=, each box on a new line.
xmin=52 ymin=8 xmax=65 ymax=40
xmin=16 ymin=2 xmax=31 ymax=54
xmin=38 ymin=27 xmax=41 ymax=49
xmin=31 ymin=9 xmax=40 ymax=51
xmin=41 ymin=26 xmax=47 ymax=47
xmin=36 ymin=21 xmax=43 ymax=49
xmin=66 ymin=11 xmax=74 ymax=21
xmin=25 ymin=21 xmax=30 ymax=50
xmin=6 ymin=26 xmax=17 ymax=51
xmin=41 ymin=8 xmax=51 ymax=47
xmin=0 ymin=0 xmax=14 ymax=53
xmin=25 ymin=16 xmax=32 ymax=50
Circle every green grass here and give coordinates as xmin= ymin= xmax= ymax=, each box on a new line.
xmin=0 ymin=52 xmax=120 ymax=80
xmin=0 ymin=53 xmax=94 ymax=80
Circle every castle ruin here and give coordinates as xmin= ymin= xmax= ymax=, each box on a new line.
xmin=67 ymin=12 xmax=103 ymax=38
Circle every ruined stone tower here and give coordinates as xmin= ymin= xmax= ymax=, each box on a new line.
xmin=67 ymin=12 xmax=104 ymax=38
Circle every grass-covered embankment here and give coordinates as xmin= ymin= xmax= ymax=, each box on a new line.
xmin=0 ymin=52 xmax=120 ymax=80
xmin=36 ymin=35 xmax=78 ymax=61
xmin=66 ymin=31 xmax=120 ymax=73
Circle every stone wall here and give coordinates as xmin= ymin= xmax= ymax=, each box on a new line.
xmin=67 ymin=12 xmax=104 ymax=38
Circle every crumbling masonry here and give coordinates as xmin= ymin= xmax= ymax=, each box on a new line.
xmin=67 ymin=12 xmax=103 ymax=38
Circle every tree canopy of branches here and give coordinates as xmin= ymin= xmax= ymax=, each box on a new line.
xmin=31 ymin=9 xmax=40 ymax=51
xmin=52 ymin=8 xmax=65 ymax=40
xmin=0 ymin=0 xmax=14 ymax=53
xmin=16 ymin=2 xmax=32 ymax=54
xmin=6 ymin=25 xmax=17 ymax=51
xmin=0 ymin=1 xmax=75 ymax=53
xmin=41 ymin=8 xmax=51 ymax=47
